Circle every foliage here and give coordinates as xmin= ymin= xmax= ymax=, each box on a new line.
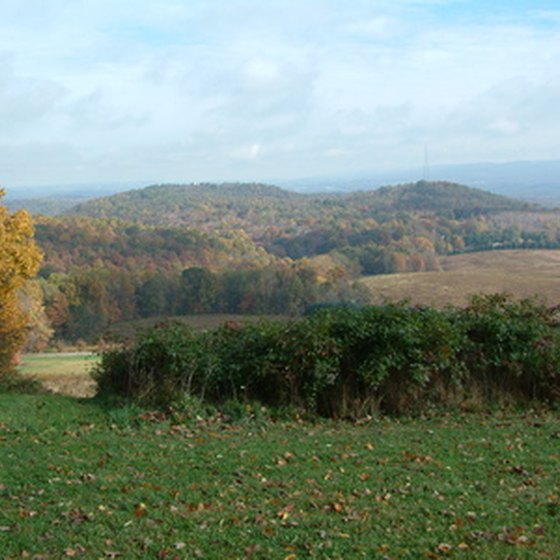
xmin=19 ymin=280 xmax=54 ymax=351
xmin=459 ymin=294 xmax=560 ymax=401
xmin=94 ymin=295 xmax=560 ymax=416
xmin=0 ymin=189 xmax=42 ymax=374
xmin=26 ymin=181 xmax=560 ymax=342
xmin=0 ymin=370 xmax=43 ymax=393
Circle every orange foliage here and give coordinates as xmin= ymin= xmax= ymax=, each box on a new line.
xmin=0 ymin=189 xmax=42 ymax=374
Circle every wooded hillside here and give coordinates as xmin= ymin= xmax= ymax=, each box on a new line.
xmin=23 ymin=180 xmax=560 ymax=343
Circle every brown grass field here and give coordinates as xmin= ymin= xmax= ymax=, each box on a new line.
xmin=18 ymin=353 xmax=99 ymax=397
xmin=360 ymin=249 xmax=560 ymax=307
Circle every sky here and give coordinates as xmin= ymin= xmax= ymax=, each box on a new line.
xmin=2 ymin=0 xmax=560 ymax=188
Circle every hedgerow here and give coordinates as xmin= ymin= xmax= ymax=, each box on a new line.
xmin=93 ymin=295 xmax=560 ymax=416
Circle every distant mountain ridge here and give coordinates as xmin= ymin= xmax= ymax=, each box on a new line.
xmin=66 ymin=180 xmax=533 ymax=235
xmin=345 ymin=180 xmax=534 ymax=216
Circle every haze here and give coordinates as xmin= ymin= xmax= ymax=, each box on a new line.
xmin=2 ymin=0 xmax=560 ymax=189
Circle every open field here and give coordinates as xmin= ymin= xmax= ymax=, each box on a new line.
xmin=17 ymin=353 xmax=99 ymax=397
xmin=0 ymin=393 xmax=558 ymax=558
xmin=360 ymin=249 xmax=560 ymax=307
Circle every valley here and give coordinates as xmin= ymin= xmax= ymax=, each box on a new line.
xmin=12 ymin=179 xmax=560 ymax=346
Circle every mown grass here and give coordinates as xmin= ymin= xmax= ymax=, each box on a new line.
xmin=360 ymin=249 xmax=560 ymax=307
xmin=1 ymin=394 xmax=559 ymax=559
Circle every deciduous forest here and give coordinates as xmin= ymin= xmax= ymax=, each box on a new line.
xmin=9 ymin=180 xmax=560 ymax=345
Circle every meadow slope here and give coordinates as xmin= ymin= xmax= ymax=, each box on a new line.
xmin=1 ymin=394 xmax=559 ymax=558
xmin=360 ymin=250 xmax=560 ymax=307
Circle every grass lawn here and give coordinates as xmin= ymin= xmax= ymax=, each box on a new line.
xmin=0 ymin=394 xmax=558 ymax=559
xmin=18 ymin=353 xmax=99 ymax=377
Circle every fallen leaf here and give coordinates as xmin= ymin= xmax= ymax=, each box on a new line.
xmin=277 ymin=503 xmax=295 ymax=520
xmin=134 ymin=503 xmax=147 ymax=518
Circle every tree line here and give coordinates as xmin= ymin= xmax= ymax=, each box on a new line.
xmin=4 ymin=179 xmax=560 ymax=354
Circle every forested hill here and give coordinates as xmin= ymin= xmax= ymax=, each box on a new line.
xmin=347 ymin=181 xmax=534 ymax=216
xmin=66 ymin=180 xmax=533 ymax=234
xmin=66 ymin=182 xmax=302 ymax=230
xmin=23 ymin=180 xmax=558 ymax=343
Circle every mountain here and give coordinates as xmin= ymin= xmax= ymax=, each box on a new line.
xmin=344 ymin=180 xmax=534 ymax=216
xmin=4 ymin=196 xmax=91 ymax=216
xmin=67 ymin=180 xmax=532 ymax=234
xmin=27 ymin=180 xmax=560 ymax=343
xmin=66 ymin=182 xmax=303 ymax=230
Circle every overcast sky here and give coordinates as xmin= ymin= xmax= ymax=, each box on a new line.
xmin=2 ymin=0 xmax=560 ymax=188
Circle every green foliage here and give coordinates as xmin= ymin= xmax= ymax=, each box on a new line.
xmin=459 ymin=294 xmax=560 ymax=401
xmin=94 ymin=295 xmax=560 ymax=416
xmin=94 ymin=322 xmax=199 ymax=406
xmin=0 ymin=370 xmax=43 ymax=394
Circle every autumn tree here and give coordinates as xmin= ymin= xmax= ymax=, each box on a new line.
xmin=20 ymin=280 xmax=54 ymax=352
xmin=0 ymin=189 xmax=42 ymax=374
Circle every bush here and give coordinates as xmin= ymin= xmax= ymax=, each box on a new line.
xmin=0 ymin=371 xmax=43 ymax=394
xmin=93 ymin=322 xmax=200 ymax=406
xmin=459 ymin=294 xmax=560 ymax=402
xmin=93 ymin=295 xmax=560 ymax=416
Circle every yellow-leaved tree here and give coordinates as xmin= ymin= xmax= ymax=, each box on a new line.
xmin=0 ymin=188 xmax=42 ymax=375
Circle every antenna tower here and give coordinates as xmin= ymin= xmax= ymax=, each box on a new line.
xmin=423 ymin=144 xmax=430 ymax=182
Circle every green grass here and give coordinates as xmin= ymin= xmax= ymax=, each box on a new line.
xmin=18 ymin=353 xmax=99 ymax=377
xmin=17 ymin=353 xmax=99 ymax=397
xmin=1 ymin=394 xmax=559 ymax=558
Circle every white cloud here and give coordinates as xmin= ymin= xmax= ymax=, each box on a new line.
xmin=1 ymin=1 xmax=560 ymax=186
xmin=344 ymin=17 xmax=402 ymax=40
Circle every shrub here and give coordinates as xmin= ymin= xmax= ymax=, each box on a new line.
xmin=308 ymin=305 xmax=465 ymax=416
xmin=93 ymin=295 xmax=560 ymax=416
xmin=459 ymin=294 xmax=560 ymax=402
xmin=93 ymin=322 xmax=200 ymax=406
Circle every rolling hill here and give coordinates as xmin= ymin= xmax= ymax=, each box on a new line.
xmin=67 ymin=180 xmax=533 ymax=226
xmin=360 ymin=249 xmax=560 ymax=307
xmin=26 ymin=180 xmax=560 ymax=343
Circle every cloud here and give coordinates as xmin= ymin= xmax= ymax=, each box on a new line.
xmin=0 ymin=54 xmax=67 ymax=134
xmin=343 ymin=17 xmax=402 ymax=40
xmin=1 ymin=1 xmax=560 ymax=186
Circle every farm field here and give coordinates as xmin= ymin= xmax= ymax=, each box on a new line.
xmin=0 ymin=394 xmax=558 ymax=558
xmin=17 ymin=353 xmax=99 ymax=397
xmin=360 ymin=249 xmax=560 ymax=307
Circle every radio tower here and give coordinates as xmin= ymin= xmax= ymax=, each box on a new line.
xmin=423 ymin=143 xmax=431 ymax=182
